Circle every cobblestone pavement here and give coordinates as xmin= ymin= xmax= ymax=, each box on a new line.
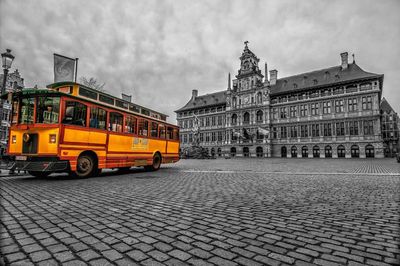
xmin=1 ymin=158 xmax=399 ymax=266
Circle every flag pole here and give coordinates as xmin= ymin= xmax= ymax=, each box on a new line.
xmin=74 ymin=58 xmax=79 ymax=83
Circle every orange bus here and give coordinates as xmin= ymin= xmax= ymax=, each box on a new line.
xmin=3 ymin=82 xmax=180 ymax=178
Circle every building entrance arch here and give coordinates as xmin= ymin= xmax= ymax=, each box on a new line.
xmin=291 ymin=146 xmax=297 ymax=158
xmin=313 ymin=146 xmax=320 ymax=158
xmin=365 ymin=144 xmax=374 ymax=158
xmin=230 ymin=147 xmax=236 ymax=157
xmin=243 ymin=147 xmax=250 ymax=157
xmin=256 ymin=146 xmax=263 ymax=157
xmin=325 ymin=145 xmax=332 ymax=158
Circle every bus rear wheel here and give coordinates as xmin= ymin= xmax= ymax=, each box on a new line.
xmin=73 ymin=154 xmax=97 ymax=178
xmin=144 ymin=153 xmax=161 ymax=171
xmin=28 ymin=171 xmax=51 ymax=178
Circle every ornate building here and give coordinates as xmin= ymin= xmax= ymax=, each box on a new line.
xmin=176 ymin=44 xmax=385 ymax=158
xmin=381 ymin=97 xmax=399 ymax=157
xmin=0 ymin=69 xmax=24 ymax=155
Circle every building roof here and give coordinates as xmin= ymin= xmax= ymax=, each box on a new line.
xmin=270 ymin=63 xmax=382 ymax=96
xmin=175 ymin=62 xmax=383 ymax=113
xmin=175 ymin=90 xmax=226 ymax=112
xmin=381 ymin=97 xmax=397 ymax=114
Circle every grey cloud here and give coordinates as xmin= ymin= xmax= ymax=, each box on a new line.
xmin=1 ymin=0 xmax=399 ymax=123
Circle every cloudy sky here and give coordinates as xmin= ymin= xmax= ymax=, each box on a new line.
xmin=1 ymin=0 xmax=399 ymax=123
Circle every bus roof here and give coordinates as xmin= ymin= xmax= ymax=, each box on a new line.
xmin=46 ymin=82 xmax=168 ymax=120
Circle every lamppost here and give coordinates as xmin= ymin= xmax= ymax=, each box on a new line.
xmin=1 ymin=49 xmax=15 ymax=95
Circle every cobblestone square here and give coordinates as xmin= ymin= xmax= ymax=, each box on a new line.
xmin=1 ymin=158 xmax=399 ymax=265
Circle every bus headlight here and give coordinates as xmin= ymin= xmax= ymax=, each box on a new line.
xmin=49 ymin=134 xmax=57 ymax=144
xmin=12 ymin=135 xmax=16 ymax=144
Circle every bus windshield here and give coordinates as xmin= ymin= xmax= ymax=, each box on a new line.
xmin=18 ymin=97 xmax=35 ymax=124
xmin=17 ymin=96 xmax=60 ymax=124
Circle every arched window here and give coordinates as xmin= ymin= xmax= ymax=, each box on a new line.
xmin=231 ymin=114 xmax=237 ymax=125
xmin=302 ymin=146 xmax=308 ymax=158
xmin=230 ymin=147 xmax=236 ymax=157
xmin=243 ymin=112 xmax=250 ymax=124
xmin=337 ymin=145 xmax=346 ymax=158
xmin=257 ymin=92 xmax=262 ymax=104
xmin=365 ymin=144 xmax=374 ymax=158
xmin=256 ymin=110 xmax=263 ymax=123
xmin=325 ymin=145 xmax=332 ymax=158
xmin=211 ymin=148 xmax=215 ymax=157
xmin=256 ymin=146 xmax=263 ymax=157
xmin=243 ymin=147 xmax=250 ymax=157
xmin=217 ymin=148 xmax=222 ymax=157
xmin=291 ymin=146 xmax=298 ymax=158
xmin=351 ymin=145 xmax=359 ymax=158
xmin=313 ymin=146 xmax=320 ymax=158
xmin=281 ymin=146 xmax=287 ymax=158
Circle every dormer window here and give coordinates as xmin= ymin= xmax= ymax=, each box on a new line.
xmin=293 ymin=83 xmax=298 ymax=89
xmin=283 ymin=80 xmax=288 ymax=87
xmin=313 ymin=79 xmax=318 ymax=85
xmin=324 ymin=71 xmax=330 ymax=80
xmin=303 ymin=76 xmax=307 ymax=85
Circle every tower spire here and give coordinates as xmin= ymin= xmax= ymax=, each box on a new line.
xmin=228 ymin=72 xmax=231 ymax=90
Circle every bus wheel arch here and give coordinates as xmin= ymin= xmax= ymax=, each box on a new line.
xmin=145 ymin=151 xmax=162 ymax=171
xmin=73 ymin=150 xmax=99 ymax=178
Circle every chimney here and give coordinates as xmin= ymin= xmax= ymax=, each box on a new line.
xmin=269 ymin=69 xmax=278 ymax=85
xmin=340 ymin=52 xmax=348 ymax=70
xmin=264 ymin=62 xmax=268 ymax=82
xmin=192 ymin=89 xmax=198 ymax=100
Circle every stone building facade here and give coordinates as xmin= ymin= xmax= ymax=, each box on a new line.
xmin=176 ymin=44 xmax=385 ymax=158
xmin=0 ymin=69 xmax=24 ymax=155
xmin=381 ymin=97 xmax=399 ymax=157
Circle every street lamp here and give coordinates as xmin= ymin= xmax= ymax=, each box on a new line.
xmin=1 ymin=49 xmax=15 ymax=95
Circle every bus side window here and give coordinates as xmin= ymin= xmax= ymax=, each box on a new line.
xmin=138 ymin=119 xmax=148 ymax=136
xmin=62 ymin=101 xmax=87 ymax=127
xmin=167 ymin=127 xmax=173 ymax=140
xmin=159 ymin=124 xmax=166 ymax=139
xmin=173 ymin=128 xmax=179 ymax=140
xmin=151 ymin=122 xmax=158 ymax=138
xmin=109 ymin=112 xmax=123 ymax=132
xmin=90 ymin=107 xmax=107 ymax=130
xmin=125 ymin=116 xmax=137 ymax=134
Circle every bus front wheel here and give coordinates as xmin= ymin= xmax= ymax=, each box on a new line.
xmin=144 ymin=153 xmax=161 ymax=171
xmin=73 ymin=154 xmax=97 ymax=178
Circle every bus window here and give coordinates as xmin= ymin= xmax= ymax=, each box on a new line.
xmin=173 ymin=128 xmax=179 ymax=140
xmin=36 ymin=97 xmax=60 ymax=124
xmin=167 ymin=127 xmax=173 ymax=140
xmin=125 ymin=116 xmax=137 ymax=134
xmin=19 ymin=97 xmax=34 ymax=124
xmin=62 ymin=101 xmax=87 ymax=127
xmin=138 ymin=119 xmax=148 ymax=136
xmin=151 ymin=122 xmax=158 ymax=137
xmin=159 ymin=124 xmax=166 ymax=139
xmin=90 ymin=107 xmax=107 ymax=130
xmin=109 ymin=112 xmax=123 ymax=132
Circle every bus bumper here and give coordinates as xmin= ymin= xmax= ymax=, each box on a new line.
xmin=2 ymin=156 xmax=69 ymax=172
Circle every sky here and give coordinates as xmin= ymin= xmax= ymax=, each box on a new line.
xmin=1 ymin=0 xmax=399 ymax=123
